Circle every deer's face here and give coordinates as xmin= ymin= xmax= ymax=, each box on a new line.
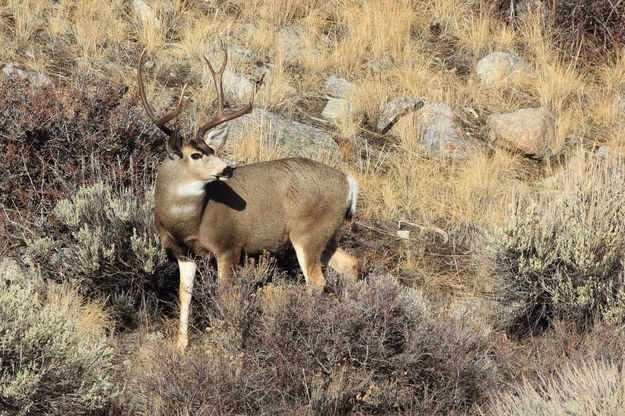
xmin=180 ymin=141 xmax=232 ymax=182
xmin=167 ymin=123 xmax=234 ymax=189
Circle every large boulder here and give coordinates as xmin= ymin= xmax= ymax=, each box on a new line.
xmin=278 ymin=26 xmax=306 ymax=64
xmin=486 ymin=107 xmax=556 ymax=159
xmin=476 ymin=52 xmax=527 ymax=84
xmin=377 ymin=96 xmax=424 ymax=133
xmin=411 ymin=102 xmax=473 ymax=158
xmin=222 ymin=70 xmax=254 ymax=106
xmin=324 ymin=76 xmax=355 ymax=98
xmin=227 ymin=109 xmax=340 ymax=161
xmin=321 ymin=98 xmax=354 ymax=121
xmin=133 ymin=0 xmax=161 ymax=28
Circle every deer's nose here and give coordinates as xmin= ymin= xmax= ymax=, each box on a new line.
xmin=221 ymin=166 xmax=234 ymax=178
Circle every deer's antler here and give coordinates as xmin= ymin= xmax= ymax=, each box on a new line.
xmin=137 ymin=49 xmax=189 ymax=137
xmin=195 ymin=47 xmax=254 ymax=141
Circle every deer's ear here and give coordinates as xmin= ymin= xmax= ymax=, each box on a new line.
xmin=166 ymin=133 xmax=183 ymax=159
xmin=202 ymin=124 xmax=229 ymax=151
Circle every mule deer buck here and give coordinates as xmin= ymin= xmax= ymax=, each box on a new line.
xmin=137 ymin=48 xmax=359 ymax=351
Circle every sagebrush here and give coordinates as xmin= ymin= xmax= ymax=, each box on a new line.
xmin=0 ymin=283 xmax=114 ymax=415
xmin=491 ymin=152 xmax=625 ymax=335
xmin=25 ymin=181 xmax=176 ymax=326
xmin=489 ymin=359 xmax=625 ymax=416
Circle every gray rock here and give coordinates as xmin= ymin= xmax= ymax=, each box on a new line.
xmin=487 ymin=107 xmax=556 ymax=159
xmin=476 ymin=52 xmax=527 ymax=84
xmin=596 ymin=146 xmax=611 ymax=158
xmin=321 ymin=98 xmax=354 ymax=121
xmin=415 ymin=102 xmax=472 ymax=158
xmin=279 ymin=26 xmax=305 ymax=64
xmin=617 ymin=97 xmax=625 ymax=115
xmin=513 ymin=0 xmax=547 ymax=22
xmin=240 ymin=23 xmax=255 ymax=35
xmin=396 ymin=230 xmax=411 ymax=240
xmin=222 ymin=70 xmax=254 ymax=106
xmin=377 ymin=96 xmax=424 ymax=133
xmin=595 ymin=146 xmax=622 ymax=159
xmin=227 ymin=109 xmax=340 ymax=160
xmin=0 ymin=257 xmax=27 ymax=287
xmin=228 ymin=46 xmax=255 ymax=62
xmin=2 ymin=64 xmax=52 ymax=87
xmin=367 ymin=55 xmax=393 ymax=73
xmin=324 ymin=76 xmax=355 ymax=98
xmin=133 ymin=0 xmax=161 ymax=28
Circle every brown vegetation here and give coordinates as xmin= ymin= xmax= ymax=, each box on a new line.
xmin=118 ymin=270 xmax=495 ymax=415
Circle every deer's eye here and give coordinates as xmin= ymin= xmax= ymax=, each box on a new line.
xmin=190 ymin=153 xmax=202 ymax=160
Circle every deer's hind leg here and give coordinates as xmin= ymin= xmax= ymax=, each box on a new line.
xmin=215 ymin=248 xmax=240 ymax=292
xmin=323 ymin=237 xmax=359 ymax=284
xmin=290 ymin=234 xmax=327 ymax=294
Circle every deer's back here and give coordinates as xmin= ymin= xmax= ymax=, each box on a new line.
xmin=198 ymin=157 xmax=350 ymax=254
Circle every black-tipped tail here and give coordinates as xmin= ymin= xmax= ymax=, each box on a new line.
xmin=345 ymin=175 xmax=358 ymax=220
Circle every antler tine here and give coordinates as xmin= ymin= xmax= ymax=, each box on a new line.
xmin=137 ymin=49 xmax=189 ymax=136
xmin=202 ymin=52 xmax=226 ymax=119
xmin=195 ymin=47 xmax=254 ymax=140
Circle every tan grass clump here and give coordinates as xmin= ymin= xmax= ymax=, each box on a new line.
xmin=488 ymin=359 xmax=625 ymax=416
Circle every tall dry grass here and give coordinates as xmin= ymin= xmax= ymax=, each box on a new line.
xmin=489 ymin=359 xmax=625 ymax=416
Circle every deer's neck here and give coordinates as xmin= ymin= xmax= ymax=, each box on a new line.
xmin=155 ymin=167 xmax=210 ymax=236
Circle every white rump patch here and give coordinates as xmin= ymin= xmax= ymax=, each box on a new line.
xmin=177 ymin=180 xmax=209 ymax=196
xmin=346 ymin=175 xmax=359 ymax=217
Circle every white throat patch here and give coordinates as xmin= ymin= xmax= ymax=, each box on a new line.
xmin=177 ymin=180 xmax=209 ymax=196
xmin=170 ymin=205 xmax=196 ymax=215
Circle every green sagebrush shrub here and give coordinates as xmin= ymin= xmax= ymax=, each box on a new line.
xmin=124 ymin=272 xmax=495 ymax=416
xmin=492 ymin=152 xmax=625 ymax=335
xmin=27 ymin=182 xmax=170 ymax=291
xmin=25 ymin=182 xmax=176 ymax=326
xmin=488 ymin=359 xmax=625 ymax=416
xmin=0 ymin=283 xmax=114 ymax=415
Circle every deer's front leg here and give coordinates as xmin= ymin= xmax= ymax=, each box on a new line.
xmin=176 ymin=257 xmax=197 ymax=352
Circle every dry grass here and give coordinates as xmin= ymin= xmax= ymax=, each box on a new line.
xmin=2 ymin=0 xmax=624 ymax=292
xmin=489 ymin=359 xmax=625 ymax=416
